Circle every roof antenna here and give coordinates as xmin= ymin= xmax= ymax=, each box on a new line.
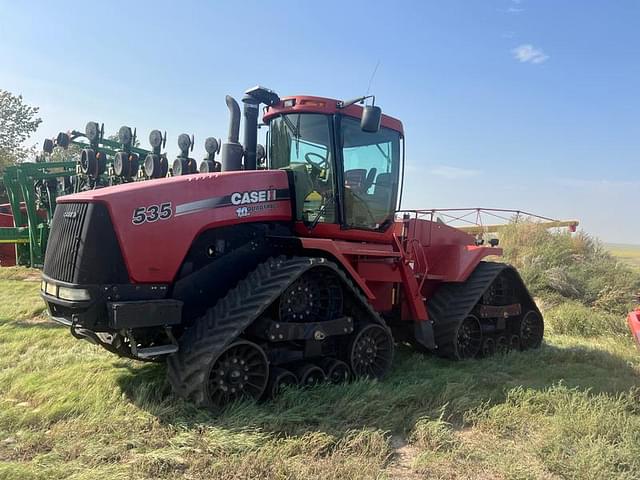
xmin=366 ymin=59 xmax=381 ymax=96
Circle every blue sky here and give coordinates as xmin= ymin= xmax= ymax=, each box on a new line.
xmin=1 ymin=0 xmax=638 ymax=242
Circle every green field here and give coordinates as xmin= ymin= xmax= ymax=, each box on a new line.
xmin=606 ymin=243 xmax=640 ymax=270
xmin=1 ymin=261 xmax=640 ymax=479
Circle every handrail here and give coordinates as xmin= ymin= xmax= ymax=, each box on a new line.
xmin=396 ymin=207 xmax=579 ymax=235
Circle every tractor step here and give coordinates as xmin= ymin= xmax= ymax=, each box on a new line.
xmin=135 ymin=345 xmax=179 ymax=359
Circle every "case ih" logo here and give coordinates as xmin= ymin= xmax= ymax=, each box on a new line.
xmin=230 ymin=189 xmax=277 ymax=205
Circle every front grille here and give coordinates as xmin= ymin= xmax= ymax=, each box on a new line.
xmin=43 ymin=202 xmax=129 ymax=285
xmin=44 ymin=203 xmax=88 ymax=283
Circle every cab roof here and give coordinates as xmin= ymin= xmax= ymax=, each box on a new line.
xmin=263 ymin=95 xmax=404 ymax=135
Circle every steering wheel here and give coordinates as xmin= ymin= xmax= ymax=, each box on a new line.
xmin=304 ymin=152 xmax=328 ymax=170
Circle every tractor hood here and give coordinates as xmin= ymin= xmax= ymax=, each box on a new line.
xmin=57 ymin=170 xmax=292 ymax=283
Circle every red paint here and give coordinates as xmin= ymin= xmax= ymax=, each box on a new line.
xmin=56 ymin=171 xmax=500 ymax=323
xmin=59 ymin=171 xmax=292 ymax=283
xmin=263 ymin=95 xmax=404 ymax=135
xmin=0 ymin=203 xmax=49 ymax=267
xmin=294 ymin=217 xmax=497 ymax=320
xmin=628 ymin=309 xmax=640 ymax=349
xmin=0 ymin=212 xmax=17 ymax=266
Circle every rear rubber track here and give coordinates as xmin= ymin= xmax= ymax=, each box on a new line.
xmin=427 ymin=261 xmax=540 ymax=359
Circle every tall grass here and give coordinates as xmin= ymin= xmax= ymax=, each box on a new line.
xmin=500 ymin=223 xmax=640 ymax=337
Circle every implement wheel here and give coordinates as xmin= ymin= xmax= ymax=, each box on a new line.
xmin=349 ymin=324 xmax=393 ymax=379
xmin=206 ymin=340 xmax=269 ymax=407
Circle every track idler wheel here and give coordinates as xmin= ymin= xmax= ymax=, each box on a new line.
xmin=520 ymin=310 xmax=544 ymax=350
xmin=319 ymin=358 xmax=350 ymax=384
xmin=349 ymin=324 xmax=394 ymax=379
xmin=295 ymin=364 xmax=326 ymax=387
xmin=454 ymin=315 xmax=483 ymax=359
xmin=206 ymin=340 xmax=269 ymax=407
xmin=509 ymin=335 xmax=521 ymax=351
xmin=267 ymin=367 xmax=298 ymax=398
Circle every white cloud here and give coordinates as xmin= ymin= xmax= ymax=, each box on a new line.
xmin=430 ymin=165 xmax=480 ymax=179
xmin=512 ymin=44 xmax=549 ymax=64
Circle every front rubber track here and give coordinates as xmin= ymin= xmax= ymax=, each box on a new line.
xmin=166 ymin=255 xmax=389 ymax=407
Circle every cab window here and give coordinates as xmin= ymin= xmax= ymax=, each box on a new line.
xmin=269 ymin=114 xmax=336 ymax=223
xmin=341 ymin=117 xmax=400 ymax=230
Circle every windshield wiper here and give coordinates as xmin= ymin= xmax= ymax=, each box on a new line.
xmin=308 ymin=196 xmax=334 ymax=231
xmin=281 ymin=114 xmax=301 ymax=157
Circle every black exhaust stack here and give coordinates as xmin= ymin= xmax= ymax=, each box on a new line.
xmin=241 ymin=95 xmax=260 ymax=171
xmin=220 ymin=95 xmax=243 ymax=172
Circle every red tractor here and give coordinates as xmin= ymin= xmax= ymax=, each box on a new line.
xmin=40 ymin=87 xmax=543 ymax=407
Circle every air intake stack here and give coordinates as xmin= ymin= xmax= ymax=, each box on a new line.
xmin=241 ymin=95 xmax=260 ymax=171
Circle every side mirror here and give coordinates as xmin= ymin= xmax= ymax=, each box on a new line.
xmin=361 ymin=105 xmax=382 ymax=133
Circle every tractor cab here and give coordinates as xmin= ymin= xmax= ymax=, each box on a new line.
xmin=254 ymin=89 xmax=405 ymax=233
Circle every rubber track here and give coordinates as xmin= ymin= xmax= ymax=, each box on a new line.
xmin=427 ymin=261 xmax=540 ymax=359
xmin=166 ymin=255 xmax=387 ymax=406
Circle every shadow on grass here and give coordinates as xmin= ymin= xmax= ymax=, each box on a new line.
xmin=2 ymin=318 xmax=63 ymax=329
xmin=114 ymin=340 xmax=639 ymax=437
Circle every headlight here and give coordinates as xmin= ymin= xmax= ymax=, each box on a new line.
xmin=57 ymin=286 xmax=90 ymax=301
xmin=45 ymin=282 xmax=57 ymax=296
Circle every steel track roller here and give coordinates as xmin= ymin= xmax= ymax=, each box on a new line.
xmin=294 ymin=363 xmax=326 ymax=387
xmin=267 ymin=367 xmax=298 ymax=398
xmin=319 ymin=358 xmax=350 ymax=383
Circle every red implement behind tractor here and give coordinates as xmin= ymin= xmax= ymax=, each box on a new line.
xmin=628 ymin=309 xmax=640 ymax=349
xmin=40 ymin=87 xmax=544 ymax=406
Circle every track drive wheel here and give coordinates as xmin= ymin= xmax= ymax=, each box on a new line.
xmin=520 ymin=310 xmax=544 ymax=350
xmin=349 ymin=324 xmax=394 ymax=379
xmin=206 ymin=340 xmax=269 ymax=407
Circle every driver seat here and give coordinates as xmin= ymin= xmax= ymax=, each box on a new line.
xmin=280 ymin=164 xmax=313 ymax=220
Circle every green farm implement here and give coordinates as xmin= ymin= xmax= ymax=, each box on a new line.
xmin=0 ymin=122 xmax=222 ymax=267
